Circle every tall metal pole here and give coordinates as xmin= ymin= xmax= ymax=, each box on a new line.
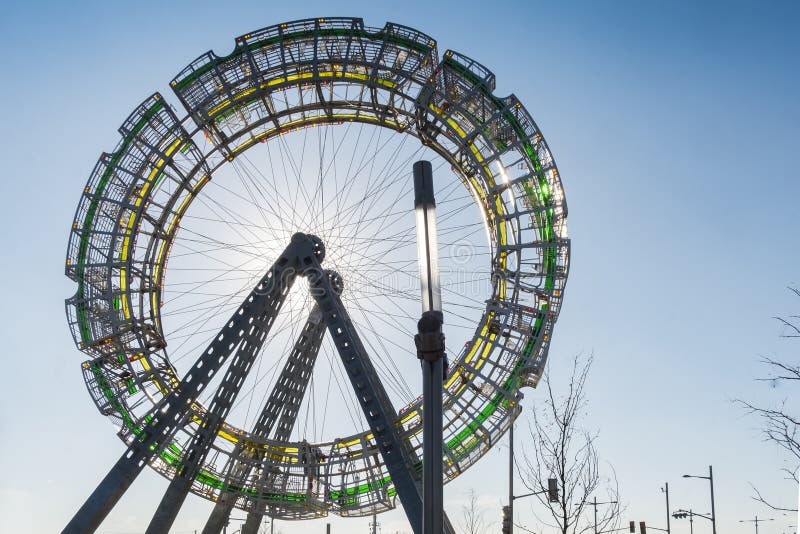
xmin=414 ymin=160 xmax=445 ymax=534
xmin=508 ymin=420 xmax=514 ymax=534
xmin=421 ymin=346 xmax=444 ymax=534
xmin=664 ymin=483 xmax=671 ymax=534
xmin=689 ymin=510 xmax=694 ymax=534
xmin=708 ymin=466 xmax=717 ymax=534
xmin=594 ymin=496 xmax=598 ymax=534
xmin=684 ymin=466 xmax=717 ymax=534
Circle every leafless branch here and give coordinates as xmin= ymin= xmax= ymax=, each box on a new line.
xmin=775 ymin=286 xmax=800 ymax=338
xmin=775 ymin=316 xmax=800 ymax=338
xmin=735 ymin=285 xmax=799 ymax=513
xmin=514 ymin=522 xmax=539 ymax=534
xmin=458 ymin=488 xmax=488 ymax=534
xmin=753 ymin=356 xmax=800 ymax=382
xmin=750 ymin=483 xmax=798 ymax=512
xmin=519 ymin=353 xmax=621 ymax=534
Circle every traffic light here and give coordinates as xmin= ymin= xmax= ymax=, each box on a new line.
xmin=547 ymin=478 xmax=559 ymax=503
xmin=502 ymin=505 xmax=511 ymax=534
xmin=629 ymin=521 xmax=635 ymax=533
xmin=639 ymin=521 xmax=647 ymax=534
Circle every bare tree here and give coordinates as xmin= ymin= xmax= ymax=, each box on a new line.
xmin=459 ymin=488 xmax=488 ymax=534
xmin=519 ymin=353 xmax=620 ymax=534
xmin=737 ymin=286 xmax=799 ymax=513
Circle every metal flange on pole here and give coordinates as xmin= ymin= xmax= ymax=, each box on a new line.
xmin=414 ymin=160 xmax=446 ymax=534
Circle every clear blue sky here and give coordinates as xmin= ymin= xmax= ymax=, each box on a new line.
xmin=0 ymin=1 xmax=797 ymax=533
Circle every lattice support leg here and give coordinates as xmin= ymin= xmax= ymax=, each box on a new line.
xmin=206 ymin=298 xmax=330 ymax=533
xmin=62 ymin=235 xmax=321 ymax=534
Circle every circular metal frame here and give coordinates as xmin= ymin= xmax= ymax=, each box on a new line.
xmin=65 ymin=17 xmax=569 ymax=519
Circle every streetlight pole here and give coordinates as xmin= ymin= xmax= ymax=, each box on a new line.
xmin=682 ymin=465 xmax=716 ymax=534
xmin=739 ymin=515 xmax=774 ymax=534
xmin=708 ymin=466 xmax=716 ymax=534
xmin=661 ymin=483 xmax=670 ymax=534
xmin=508 ymin=420 xmax=514 ymax=534
xmin=413 ymin=160 xmax=445 ymax=534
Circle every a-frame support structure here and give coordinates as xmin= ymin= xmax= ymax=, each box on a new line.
xmin=63 ymin=233 xmax=431 ymax=534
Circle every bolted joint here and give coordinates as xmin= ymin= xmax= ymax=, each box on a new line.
xmin=326 ymin=270 xmax=344 ymax=296
xmin=308 ymin=234 xmax=326 ymax=262
xmin=304 ymin=267 xmax=343 ymax=303
xmin=291 ymin=232 xmax=326 ymax=264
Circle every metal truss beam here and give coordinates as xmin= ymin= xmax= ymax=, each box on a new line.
xmin=62 ymin=235 xmax=323 ymax=534
xmin=301 ymin=245 xmax=426 ymax=534
xmin=205 ymin=297 xmax=331 ymax=534
xmin=240 ymin=298 xmax=335 ymax=533
xmin=146 ymin=301 xmax=288 ymax=532
xmin=210 ymin=235 xmax=432 ymax=534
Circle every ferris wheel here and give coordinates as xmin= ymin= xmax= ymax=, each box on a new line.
xmin=63 ymin=16 xmax=570 ymax=534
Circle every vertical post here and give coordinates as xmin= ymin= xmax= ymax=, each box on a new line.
xmin=420 ymin=316 xmax=444 ymax=534
xmin=508 ymin=420 xmax=514 ymax=534
xmin=594 ymin=496 xmax=598 ymax=534
xmin=665 ymin=483 xmax=670 ymax=534
xmin=689 ymin=510 xmax=694 ymax=534
xmin=326 ymin=523 xmax=331 ymax=534
xmin=414 ymin=160 xmax=445 ymax=534
xmin=755 ymin=515 xmax=759 ymax=534
xmin=709 ymin=466 xmax=717 ymax=534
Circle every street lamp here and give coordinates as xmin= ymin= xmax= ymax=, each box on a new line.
xmin=682 ymin=466 xmax=716 ymax=534
xmin=739 ymin=516 xmax=774 ymax=534
xmin=413 ymin=160 xmax=445 ymax=534
xmin=414 ymin=160 xmax=442 ymax=315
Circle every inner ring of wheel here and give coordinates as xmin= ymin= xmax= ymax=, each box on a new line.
xmin=65 ymin=17 xmax=569 ymax=519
